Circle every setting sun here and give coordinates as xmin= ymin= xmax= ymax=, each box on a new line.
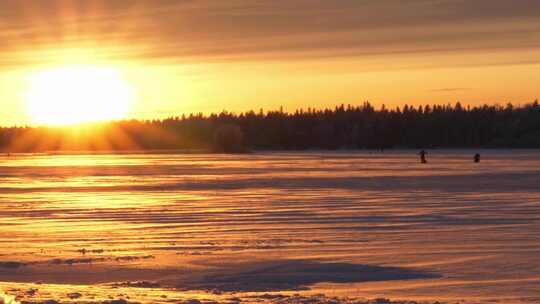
xmin=24 ymin=65 xmax=134 ymax=125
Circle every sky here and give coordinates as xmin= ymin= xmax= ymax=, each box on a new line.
xmin=1 ymin=0 xmax=540 ymax=125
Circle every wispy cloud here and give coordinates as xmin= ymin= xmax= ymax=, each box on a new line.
xmin=1 ymin=0 xmax=540 ymax=68
xmin=431 ymin=88 xmax=472 ymax=92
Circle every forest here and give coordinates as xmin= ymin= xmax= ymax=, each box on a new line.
xmin=1 ymin=101 xmax=540 ymax=152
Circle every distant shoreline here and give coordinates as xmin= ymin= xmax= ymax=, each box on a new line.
xmin=3 ymin=102 xmax=540 ymax=152
xmin=2 ymin=147 xmax=540 ymax=157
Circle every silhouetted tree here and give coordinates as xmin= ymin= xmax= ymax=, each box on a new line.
xmin=2 ymin=101 xmax=540 ymax=152
xmin=213 ymin=124 xmax=246 ymax=153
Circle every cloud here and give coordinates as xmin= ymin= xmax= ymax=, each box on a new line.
xmin=1 ymin=0 xmax=540 ymax=68
xmin=431 ymin=88 xmax=472 ymax=92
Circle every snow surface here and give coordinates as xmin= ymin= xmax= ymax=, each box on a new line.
xmin=0 ymin=150 xmax=539 ymax=303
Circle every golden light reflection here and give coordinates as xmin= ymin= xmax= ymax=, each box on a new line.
xmin=24 ymin=64 xmax=135 ymax=126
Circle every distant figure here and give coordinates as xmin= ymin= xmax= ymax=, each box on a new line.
xmin=419 ymin=150 xmax=427 ymax=163
xmin=474 ymin=153 xmax=480 ymax=163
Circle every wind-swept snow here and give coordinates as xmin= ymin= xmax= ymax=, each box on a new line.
xmin=0 ymin=150 xmax=539 ymax=303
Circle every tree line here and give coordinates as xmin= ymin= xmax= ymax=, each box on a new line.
xmin=1 ymin=101 xmax=540 ymax=152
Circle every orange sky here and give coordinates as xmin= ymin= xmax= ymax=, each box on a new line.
xmin=1 ymin=0 xmax=540 ymax=125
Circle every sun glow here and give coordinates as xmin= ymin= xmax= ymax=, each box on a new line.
xmin=25 ymin=65 xmax=135 ymax=125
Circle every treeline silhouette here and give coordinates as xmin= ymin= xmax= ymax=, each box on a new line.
xmin=2 ymin=101 xmax=540 ymax=153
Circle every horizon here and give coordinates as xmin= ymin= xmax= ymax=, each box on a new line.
xmin=1 ymin=100 xmax=539 ymax=153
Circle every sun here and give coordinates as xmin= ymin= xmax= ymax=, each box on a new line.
xmin=25 ymin=65 xmax=135 ymax=125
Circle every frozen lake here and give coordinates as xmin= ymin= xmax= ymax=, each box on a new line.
xmin=1 ymin=150 xmax=539 ymax=304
